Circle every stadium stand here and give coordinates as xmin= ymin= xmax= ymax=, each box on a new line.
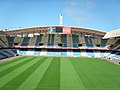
xmin=0 ymin=34 xmax=16 ymax=60
xmin=0 ymin=26 xmax=120 ymax=63
xmin=112 ymin=39 xmax=120 ymax=50
xmin=28 ymin=37 xmax=35 ymax=46
xmin=0 ymin=36 xmax=9 ymax=46
xmin=42 ymin=34 xmax=48 ymax=46
xmin=35 ymin=35 xmax=42 ymax=46
xmin=73 ymin=50 xmax=80 ymax=56
xmin=84 ymin=36 xmax=94 ymax=47
xmin=0 ymin=38 xmax=7 ymax=47
xmin=7 ymin=37 xmax=14 ymax=46
xmin=34 ymin=49 xmax=41 ymax=55
xmin=72 ymin=34 xmax=78 ymax=47
xmin=101 ymin=39 xmax=108 ymax=48
xmin=0 ymin=49 xmax=16 ymax=60
xmin=21 ymin=37 xmax=30 ymax=46
xmin=47 ymin=34 xmax=54 ymax=46
xmin=61 ymin=34 xmax=67 ymax=47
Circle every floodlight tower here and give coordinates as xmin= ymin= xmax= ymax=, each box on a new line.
xmin=60 ymin=14 xmax=63 ymax=26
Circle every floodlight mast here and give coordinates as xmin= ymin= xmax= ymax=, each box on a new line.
xmin=60 ymin=14 xmax=63 ymax=26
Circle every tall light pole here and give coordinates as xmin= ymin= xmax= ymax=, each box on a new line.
xmin=60 ymin=14 xmax=63 ymax=26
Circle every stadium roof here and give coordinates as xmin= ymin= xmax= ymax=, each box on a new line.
xmin=103 ymin=29 xmax=120 ymax=39
xmin=3 ymin=26 xmax=105 ymax=36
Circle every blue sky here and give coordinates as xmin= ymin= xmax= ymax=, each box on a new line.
xmin=0 ymin=0 xmax=120 ymax=32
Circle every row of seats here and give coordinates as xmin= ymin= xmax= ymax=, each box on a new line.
xmin=112 ymin=39 xmax=120 ymax=51
xmin=104 ymin=51 xmax=120 ymax=62
xmin=16 ymin=49 xmax=120 ymax=62
xmin=0 ymin=34 xmax=120 ymax=61
xmin=0 ymin=36 xmax=17 ymax=60
xmin=1 ymin=34 xmax=119 ymax=48
xmin=17 ymin=49 xmax=106 ymax=57
xmin=0 ymin=38 xmax=7 ymax=48
xmin=0 ymin=49 xmax=16 ymax=60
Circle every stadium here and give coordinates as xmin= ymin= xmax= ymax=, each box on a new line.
xmin=0 ymin=23 xmax=120 ymax=59
xmin=0 ymin=22 xmax=120 ymax=89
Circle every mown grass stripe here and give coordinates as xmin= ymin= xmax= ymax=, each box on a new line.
xmin=36 ymin=57 xmax=60 ymax=90
xmin=0 ymin=57 xmax=33 ymax=72
xmin=0 ymin=56 xmax=27 ymax=67
xmin=60 ymin=57 xmax=86 ymax=90
xmin=70 ymin=58 xmax=97 ymax=88
xmin=0 ymin=57 xmax=41 ymax=88
xmin=0 ymin=57 xmax=47 ymax=90
xmin=1 ymin=56 xmax=120 ymax=90
xmin=86 ymin=58 xmax=120 ymax=89
xmin=70 ymin=58 xmax=120 ymax=90
xmin=17 ymin=57 xmax=53 ymax=90
xmin=0 ymin=57 xmax=36 ymax=78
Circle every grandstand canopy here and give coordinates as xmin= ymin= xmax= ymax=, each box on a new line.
xmin=3 ymin=26 xmax=105 ymax=37
xmin=103 ymin=29 xmax=120 ymax=39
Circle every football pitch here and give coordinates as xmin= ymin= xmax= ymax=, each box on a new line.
xmin=0 ymin=56 xmax=120 ymax=90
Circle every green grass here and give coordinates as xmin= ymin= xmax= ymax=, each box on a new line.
xmin=0 ymin=56 xmax=120 ymax=90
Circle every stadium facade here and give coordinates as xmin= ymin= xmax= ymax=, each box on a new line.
xmin=0 ymin=26 xmax=120 ymax=63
